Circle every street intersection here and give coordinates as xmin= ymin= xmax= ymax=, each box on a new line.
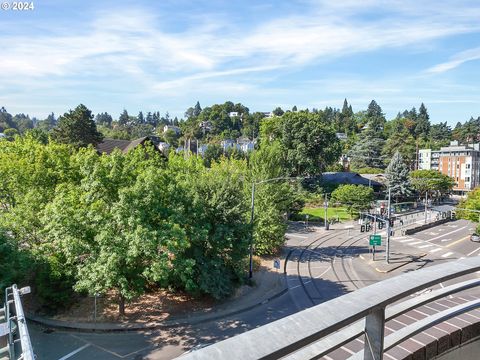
xmin=27 ymin=216 xmax=480 ymax=359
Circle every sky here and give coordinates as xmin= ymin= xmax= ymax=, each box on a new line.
xmin=1 ymin=0 xmax=480 ymax=125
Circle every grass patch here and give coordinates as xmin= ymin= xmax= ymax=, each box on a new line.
xmin=300 ymin=206 xmax=353 ymax=221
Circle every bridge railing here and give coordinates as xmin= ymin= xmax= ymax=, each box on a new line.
xmin=180 ymin=257 xmax=480 ymax=360
xmin=1 ymin=284 xmax=34 ymax=360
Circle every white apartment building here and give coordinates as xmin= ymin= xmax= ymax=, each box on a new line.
xmin=421 ymin=141 xmax=480 ymax=193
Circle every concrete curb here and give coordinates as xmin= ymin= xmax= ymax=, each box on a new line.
xmin=27 ymin=279 xmax=288 ymax=333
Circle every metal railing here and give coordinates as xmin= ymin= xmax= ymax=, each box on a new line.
xmin=2 ymin=284 xmax=34 ymax=360
xmin=180 ymin=257 xmax=480 ymax=360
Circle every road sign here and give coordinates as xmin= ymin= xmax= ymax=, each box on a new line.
xmin=369 ymin=234 xmax=381 ymax=246
xmin=273 ymin=258 xmax=281 ymax=270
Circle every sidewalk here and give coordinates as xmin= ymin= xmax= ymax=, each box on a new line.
xmin=27 ymin=261 xmax=287 ymax=332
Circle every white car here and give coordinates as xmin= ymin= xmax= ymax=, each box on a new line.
xmin=470 ymin=234 xmax=480 ymax=242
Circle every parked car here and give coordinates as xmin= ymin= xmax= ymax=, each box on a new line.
xmin=470 ymin=233 xmax=480 ymax=242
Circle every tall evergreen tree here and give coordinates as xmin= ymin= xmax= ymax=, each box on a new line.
xmin=385 ymin=151 xmax=412 ymax=201
xmin=348 ymin=134 xmax=385 ymax=169
xmin=415 ymin=103 xmax=430 ymax=139
xmin=118 ymin=109 xmax=129 ymax=126
xmin=366 ymin=100 xmax=386 ymax=133
xmin=193 ymin=101 xmax=202 ymax=117
xmin=52 ymin=104 xmax=103 ymax=148
xmin=137 ymin=111 xmax=145 ymax=124
xmin=95 ymin=112 xmax=113 ymax=127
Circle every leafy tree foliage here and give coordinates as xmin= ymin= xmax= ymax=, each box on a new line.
xmin=385 ymin=151 xmax=412 ymax=201
xmin=331 ymin=184 xmax=374 ymax=216
xmin=249 ymin=142 xmax=299 ymax=255
xmin=203 ymin=144 xmax=224 ymax=167
xmin=52 ymin=104 xmax=103 ymax=148
xmin=262 ymin=111 xmax=341 ymax=176
xmin=457 ymin=188 xmax=480 ymax=229
xmin=410 ymin=170 xmax=454 ymax=199
xmin=95 ymin=112 xmax=113 ymax=127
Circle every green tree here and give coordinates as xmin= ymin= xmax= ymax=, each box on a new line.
xmin=430 ymin=122 xmax=451 ymax=148
xmin=95 ymin=112 xmax=113 ymax=127
xmin=385 ymin=151 xmax=412 ymax=201
xmin=249 ymin=142 xmax=298 ymax=255
xmin=410 ymin=170 xmax=454 ymax=200
xmin=272 ymin=107 xmax=284 ymax=116
xmin=415 ymin=103 xmax=430 ymax=139
xmin=348 ymin=133 xmax=385 ymax=169
xmin=52 ymin=104 xmax=103 ymax=148
xmin=37 ymin=113 xmax=57 ymax=132
xmin=383 ymin=131 xmax=416 ymax=167
xmin=366 ymin=100 xmax=386 ymax=134
xmin=331 ymin=184 xmax=374 ymax=216
xmin=276 ymin=111 xmax=341 ymax=176
xmin=457 ymin=188 xmax=480 ymax=229
xmin=118 ymin=109 xmax=129 ymax=126
xmin=203 ymin=144 xmax=223 ymax=167
xmin=3 ymin=128 xmax=19 ymax=140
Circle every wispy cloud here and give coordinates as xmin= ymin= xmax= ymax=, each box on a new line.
xmin=427 ymin=47 xmax=480 ymax=73
xmin=1 ymin=0 xmax=480 ymax=121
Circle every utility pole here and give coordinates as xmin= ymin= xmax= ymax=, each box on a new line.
xmin=324 ymin=193 xmax=328 ymax=230
xmin=424 ymin=191 xmax=428 ymax=224
xmin=249 ymin=182 xmax=255 ymax=279
xmin=386 ymin=187 xmax=391 ymax=264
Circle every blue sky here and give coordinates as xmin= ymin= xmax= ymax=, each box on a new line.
xmin=1 ymin=0 xmax=480 ymax=125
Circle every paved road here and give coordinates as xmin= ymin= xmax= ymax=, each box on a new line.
xmin=27 ymin=218 xmax=480 ymax=359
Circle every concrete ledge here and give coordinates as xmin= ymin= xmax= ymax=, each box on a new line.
xmin=27 ymin=278 xmax=288 ymax=332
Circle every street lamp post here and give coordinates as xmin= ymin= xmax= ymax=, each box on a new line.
xmin=249 ymin=182 xmax=256 ymax=279
xmin=324 ymin=193 xmax=329 ymax=230
xmin=386 ymin=187 xmax=392 ymax=264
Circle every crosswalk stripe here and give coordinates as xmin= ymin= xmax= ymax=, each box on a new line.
xmin=400 ymin=239 xmax=414 ymax=243
xmin=418 ymin=244 xmax=433 ymax=248
xmin=430 ymin=248 xmax=443 ymax=253
xmin=442 ymin=252 xmax=454 ymax=258
xmin=409 ymin=241 xmax=423 ymax=245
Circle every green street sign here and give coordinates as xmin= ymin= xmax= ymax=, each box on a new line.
xmin=369 ymin=234 xmax=381 ymax=246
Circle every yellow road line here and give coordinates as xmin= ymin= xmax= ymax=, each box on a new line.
xmin=446 ymin=235 xmax=470 ymax=248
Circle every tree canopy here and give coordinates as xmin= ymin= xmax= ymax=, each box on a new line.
xmin=52 ymin=104 xmax=103 ymax=148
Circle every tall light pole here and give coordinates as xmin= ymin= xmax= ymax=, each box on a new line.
xmin=424 ymin=190 xmax=428 ymax=224
xmin=324 ymin=193 xmax=329 ymax=230
xmin=386 ymin=187 xmax=391 ymax=264
xmin=249 ymin=176 xmax=303 ymax=279
xmin=249 ymin=181 xmax=256 ymax=279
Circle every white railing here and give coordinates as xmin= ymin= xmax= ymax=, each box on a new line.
xmin=180 ymin=257 xmax=480 ymax=360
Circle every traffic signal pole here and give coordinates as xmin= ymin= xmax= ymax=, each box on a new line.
xmin=386 ymin=187 xmax=391 ymax=264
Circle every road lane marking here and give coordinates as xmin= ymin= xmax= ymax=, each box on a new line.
xmin=441 ymin=238 xmax=452 ymax=242
xmin=408 ymin=241 xmax=423 ymax=245
xmin=418 ymin=244 xmax=433 ymax=248
xmin=445 ymin=236 xmax=470 ymax=248
xmin=467 ymin=247 xmax=480 ymax=256
xmin=400 ymin=239 xmax=415 ymax=243
xmin=427 ymin=226 xmax=467 ymax=241
xmin=429 ymin=248 xmax=443 ymax=253
xmin=441 ymin=252 xmax=454 ymax=258
xmin=58 ymin=344 xmax=91 ymax=360
xmin=286 ymin=234 xmax=308 ymax=239
xmin=314 ymin=266 xmax=332 ymax=278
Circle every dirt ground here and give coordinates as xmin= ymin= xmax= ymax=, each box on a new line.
xmin=25 ymin=256 xmax=269 ymax=324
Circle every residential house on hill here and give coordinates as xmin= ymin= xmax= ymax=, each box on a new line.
xmin=163 ymin=125 xmax=181 ymax=135
xmin=95 ymin=136 xmax=163 ymax=155
xmin=322 ymin=172 xmax=383 ymax=192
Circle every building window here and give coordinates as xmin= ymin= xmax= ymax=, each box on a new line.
xmin=466 ymin=177 xmax=470 ymax=182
